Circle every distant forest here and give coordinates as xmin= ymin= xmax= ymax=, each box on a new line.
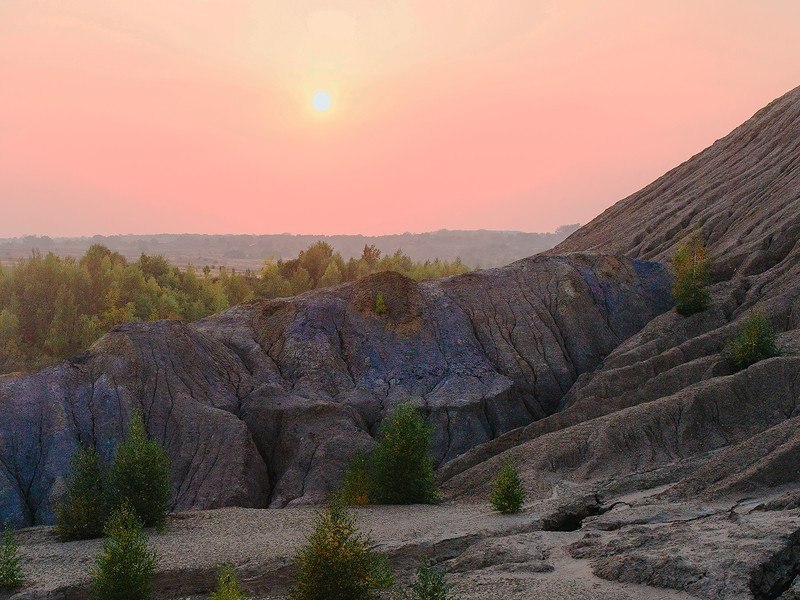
xmin=0 ymin=241 xmax=476 ymax=374
xmin=0 ymin=227 xmax=580 ymax=271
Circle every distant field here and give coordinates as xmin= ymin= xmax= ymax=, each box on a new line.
xmin=0 ymin=228 xmax=579 ymax=271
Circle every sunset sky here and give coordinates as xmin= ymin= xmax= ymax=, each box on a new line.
xmin=2 ymin=1 xmax=799 ymax=237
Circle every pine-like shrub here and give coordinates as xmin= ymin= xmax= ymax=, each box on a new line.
xmin=374 ymin=292 xmax=387 ymax=315
xmin=90 ymin=503 xmax=156 ymax=600
xmin=57 ymin=445 xmax=109 ymax=541
xmin=211 ymin=563 xmax=245 ymax=600
xmin=489 ymin=458 xmax=525 ymax=514
xmin=725 ymin=309 xmax=781 ymax=372
xmin=370 ymin=403 xmax=438 ymax=505
xmin=110 ymin=410 xmax=171 ymax=529
xmin=0 ymin=529 xmax=23 ymax=590
xmin=672 ymin=236 xmax=711 ymax=316
xmin=407 ymin=565 xmax=458 ymax=600
xmin=291 ymin=497 xmax=393 ymax=600
xmin=341 ymin=450 xmax=372 ymax=506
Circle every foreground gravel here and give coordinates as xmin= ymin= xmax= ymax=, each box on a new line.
xmin=8 ymin=501 xmax=701 ymax=600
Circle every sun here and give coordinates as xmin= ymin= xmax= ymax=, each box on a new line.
xmin=311 ymin=90 xmax=332 ymax=113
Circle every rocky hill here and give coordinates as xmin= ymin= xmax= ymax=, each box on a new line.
xmin=441 ymin=84 xmax=800 ymax=490
xmin=436 ymin=85 xmax=800 ymax=597
xmin=552 ymin=85 xmax=800 ymax=280
xmin=0 ymin=253 xmax=671 ymax=526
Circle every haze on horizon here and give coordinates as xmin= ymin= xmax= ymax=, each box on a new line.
xmin=1 ymin=1 xmax=799 ymax=238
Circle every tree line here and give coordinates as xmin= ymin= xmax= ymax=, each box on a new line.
xmin=0 ymin=242 xmax=469 ymax=374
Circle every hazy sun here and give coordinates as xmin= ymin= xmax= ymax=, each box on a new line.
xmin=311 ymin=90 xmax=332 ymax=113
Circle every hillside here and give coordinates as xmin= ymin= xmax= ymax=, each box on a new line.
xmin=443 ymin=84 xmax=800 ymax=489
xmin=552 ymin=85 xmax=800 ymax=279
xmin=437 ymin=85 xmax=800 ymax=597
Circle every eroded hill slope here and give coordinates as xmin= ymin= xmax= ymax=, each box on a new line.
xmin=0 ymin=253 xmax=670 ymax=526
xmin=439 ymin=85 xmax=800 ymax=598
xmin=553 ymin=85 xmax=800 ymax=280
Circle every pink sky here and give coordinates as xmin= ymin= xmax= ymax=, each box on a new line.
xmin=1 ymin=1 xmax=799 ymax=237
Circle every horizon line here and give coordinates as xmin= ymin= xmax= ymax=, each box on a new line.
xmin=0 ymin=226 xmax=581 ymax=242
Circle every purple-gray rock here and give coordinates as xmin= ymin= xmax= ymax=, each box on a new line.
xmin=0 ymin=253 xmax=671 ymax=526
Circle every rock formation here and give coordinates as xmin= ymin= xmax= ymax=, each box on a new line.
xmin=0 ymin=254 xmax=671 ymax=526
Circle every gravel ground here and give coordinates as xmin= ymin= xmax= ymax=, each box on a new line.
xmin=7 ymin=501 xmax=701 ymax=600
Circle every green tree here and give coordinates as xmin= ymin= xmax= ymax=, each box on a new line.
xmin=725 ymin=309 xmax=781 ymax=372
xmin=298 ymin=241 xmax=335 ymax=285
xmin=211 ymin=563 xmax=245 ymax=600
xmin=260 ymin=259 xmax=293 ymax=298
xmin=0 ymin=529 xmax=23 ymax=590
xmin=407 ymin=565 xmax=458 ymax=600
xmin=136 ymin=254 xmax=172 ymax=285
xmin=219 ymin=268 xmax=253 ymax=305
xmin=489 ymin=458 xmax=525 ymax=514
xmin=370 ymin=403 xmax=438 ymax=504
xmin=110 ymin=410 xmax=171 ymax=529
xmin=80 ymin=244 xmax=126 ymax=276
xmin=90 ymin=503 xmax=156 ymax=600
xmin=290 ymin=267 xmax=314 ymax=295
xmin=57 ymin=446 xmax=109 ymax=541
xmin=43 ymin=288 xmax=81 ymax=357
xmin=80 ymin=245 xmax=126 ymax=315
xmin=341 ymin=450 xmax=371 ymax=506
xmin=0 ymin=242 xmax=473 ymax=376
xmin=319 ymin=261 xmax=343 ymax=288
xmin=361 ymin=244 xmax=381 ymax=268
xmin=672 ymin=235 xmax=711 ymax=316
xmin=0 ymin=309 xmax=23 ymax=373
xmin=291 ymin=497 xmax=393 ymax=600
xmin=374 ymin=292 xmax=387 ymax=315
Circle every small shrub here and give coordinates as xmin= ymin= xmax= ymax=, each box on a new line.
xmin=90 ymin=503 xmax=156 ymax=600
xmin=407 ymin=565 xmax=458 ymax=600
xmin=211 ymin=563 xmax=244 ymax=600
xmin=672 ymin=235 xmax=711 ymax=316
xmin=57 ymin=445 xmax=109 ymax=541
xmin=110 ymin=410 xmax=171 ymax=529
xmin=725 ymin=309 xmax=781 ymax=372
xmin=370 ymin=403 xmax=438 ymax=505
xmin=291 ymin=496 xmax=394 ymax=600
xmin=490 ymin=458 xmax=525 ymax=514
xmin=342 ymin=450 xmax=372 ymax=506
xmin=374 ymin=292 xmax=387 ymax=315
xmin=0 ymin=529 xmax=23 ymax=590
